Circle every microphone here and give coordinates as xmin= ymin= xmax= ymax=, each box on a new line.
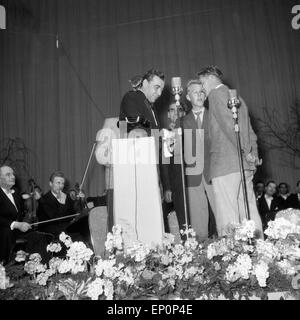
xmin=227 ymin=89 xmax=241 ymax=110
xmin=171 ymin=77 xmax=183 ymax=106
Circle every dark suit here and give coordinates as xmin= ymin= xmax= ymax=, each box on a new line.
xmin=0 ymin=188 xmax=24 ymax=264
xmin=37 ymin=191 xmax=77 ymax=236
xmin=286 ymin=193 xmax=300 ymax=209
xmin=119 ymin=90 xmax=160 ymax=134
xmin=257 ymin=195 xmax=282 ymax=230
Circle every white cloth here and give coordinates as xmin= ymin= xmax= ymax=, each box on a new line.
xmin=212 ymin=171 xmax=263 ymax=237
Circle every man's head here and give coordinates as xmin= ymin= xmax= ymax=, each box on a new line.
xmin=167 ymin=102 xmax=178 ymax=123
xmin=278 ymin=182 xmax=289 ymax=196
xmin=186 ymin=80 xmax=206 ymax=110
xmin=0 ymin=165 xmax=15 ymax=190
xmin=49 ymin=171 xmax=65 ymax=195
xmin=140 ymin=69 xmax=165 ymax=103
xmin=265 ymin=180 xmax=277 ymax=197
xmin=197 ymin=66 xmax=223 ymax=96
xmin=255 ymin=181 xmax=265 ymax=196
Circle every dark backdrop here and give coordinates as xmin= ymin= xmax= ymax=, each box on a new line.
xmin=1 ymin=0 xmax=300 ymax=195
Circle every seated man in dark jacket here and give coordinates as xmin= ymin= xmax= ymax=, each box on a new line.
xmin=0 ymin=165 xmax=31 ymax=264
xmin=286 ymin=180 xmax=300 ymax=209
xmin=257 ymin=180 xmax=284 ymax=230
xmin=37 ymin=171 xmax=82 ymax=238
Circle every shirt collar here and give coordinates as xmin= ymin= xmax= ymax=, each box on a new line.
xmin=215 ymin=83 xmax=224 ymax=90
xmin=1 ymin=187 xmax=15 ymax=195
xmin=264 ymin=194 xmax=273 ymax=200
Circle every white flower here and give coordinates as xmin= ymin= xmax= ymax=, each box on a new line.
xmin=253 ymin=261 xmax=269 ymax=287
xmin=207 ymin=238 xmax=230 ymax=259
xmin=264 ymin=217 xmax=300 ymax=240
xmin=277 ymin=259 xmax=297 ymax=276
xmin=94 ymin=258 xmax=117 ymax=278
xmin=46 ymin=242 xmax=62 ymax=253
xmin=234 ymin=219 xmax=256 ymax=241
xmin=105 ymin=225 xmax=123 ymax=253
xmin=67 ymin=242 xmax=93 ymax=262
xmin=49 ymin=257 xmax=64 ymax=273
xmin=57 ymin=260 xmax=71 ymax=274
xmin=126 ymin=242 xmax=150 ymax=262
xmin=29 ymin=253 xmax=42 ymax=263
xmin=225 ymin=254 xmax=252 ymax=282
xmin=86 ymin=278 xmax=104 ymax=300
xmin=15 ymin=250 xmax=28 ymax=262
xmin=118 ymin=267 xmax=135 ymax=286
xmin=59 ymin=232 xmax=73 ymax=247
xmin=183 ymin=266 xmax=198 ymax=279
xmin=256 ymin=240 xmax=279 ymax=263
xmin=103 ymin=279 xmax=114 ymax=300
xmin=162 ymin=233 xmax=175 ymax=249
xmin=36 ymin=272 xmax=50 ymax=286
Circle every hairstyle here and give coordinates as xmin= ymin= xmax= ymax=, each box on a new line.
xmin=278 ymin=182 xmax=288 ymax=189
xmin=186 ymin=79 xmax=203 ymax=94
xmin=265 ymin=180 xmax=276 ymax=187
xmin=197 ymin=66 xmax=223 ymax=80
xmin=255 ymin=180 xmax=265 ymax=186
xmin=142 ymin=68 xmax=165 ymax=82
xmin=49 ymin=171 xmax=65 ymax=182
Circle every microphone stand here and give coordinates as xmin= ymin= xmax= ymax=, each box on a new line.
xmin=228 ymin=91 xmax=250 ymax=221
xmin=78 ymin=141 xmax=97 ymax=209
xmin=172 ymin=83 xmax=189 ymax=240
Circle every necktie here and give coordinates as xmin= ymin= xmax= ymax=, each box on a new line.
xmin=194 ymin=111 xmax=202 ymax=129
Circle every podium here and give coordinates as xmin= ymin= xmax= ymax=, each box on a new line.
xmin=112 ymin=137 xmax=164 ymax=250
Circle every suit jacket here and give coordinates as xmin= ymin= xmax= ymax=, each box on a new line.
xmin=37 ymin=191 xmax=77 ymax=236
xmin=119 ymin=90 xmax=160 ymax=134
xmin=257 ymin=195 xmax=282 ymax=228
xmin=208 ymin=85 xmax=258 ymax=180
xmin=181 ymin=109 xmax=210 ymax=187
xmin=286 ymin=193 xmax=300 ymax=209
xmin=0 ymin=188 xmax=24 ymax=263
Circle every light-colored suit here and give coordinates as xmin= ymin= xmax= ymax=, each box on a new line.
xmin=182 ymin=109 xmax=216 ymax=240
xmin=208 ymin=84 xmax=263 ymax=237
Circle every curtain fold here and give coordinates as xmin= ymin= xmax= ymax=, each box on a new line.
xmin=0 ymin=0 xmax=299 ymax=195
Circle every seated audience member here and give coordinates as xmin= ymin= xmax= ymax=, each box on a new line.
xmin=0 ymin=165 xmax=31 ymax=264
xmin=257 ymin=180 xmax=283 ymax=230
xmin=37 ymin=171 xmax=82 ymax=238
xmin=286 ymin=180 xmax=300 ymax=209
xmin=254 ymin=181 xmax=265 ymax=201
xmin=277 ymin=182 xmax=291 ymax=209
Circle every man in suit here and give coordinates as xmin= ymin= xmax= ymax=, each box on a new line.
xmin=257 ymin=180 xmax=282 ymax=230
xmin=255 ymin=180 xmax=265 ymax=202
xmin=198 ymin=66 xmax=263 ymax=238
xmin=277 ymin=182 xmax=291 ymax=209
xmin=286 ymin=180 xmax=300 ymax=209
xmin=119 ymin=68 xmax=165 ymax=136
xmin=181 ymin=80 xmax=217 ymax=240
xmin=0 ymin=165 xmax=31 ymax=264
xmin=37 ymin=171 xmax=81 ymax=238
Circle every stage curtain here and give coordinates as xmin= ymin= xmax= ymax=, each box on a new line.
xmin=0 ymin=0 xmax=299 ymax=195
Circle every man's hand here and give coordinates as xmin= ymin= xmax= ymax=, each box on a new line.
xmin=246 ymin=153 xmax=262 ymax=166
xmin=164 ymin=190 xmax=172 ymax=203
xmin=14 ymin=221 xmax=32 ymax=232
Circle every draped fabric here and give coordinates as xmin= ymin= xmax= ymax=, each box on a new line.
xmin=0 ymin=0 xmax=300 ymax=196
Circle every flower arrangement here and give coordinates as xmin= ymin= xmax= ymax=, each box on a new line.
xmin=1 ymin=209 xmax=300 ymax=300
